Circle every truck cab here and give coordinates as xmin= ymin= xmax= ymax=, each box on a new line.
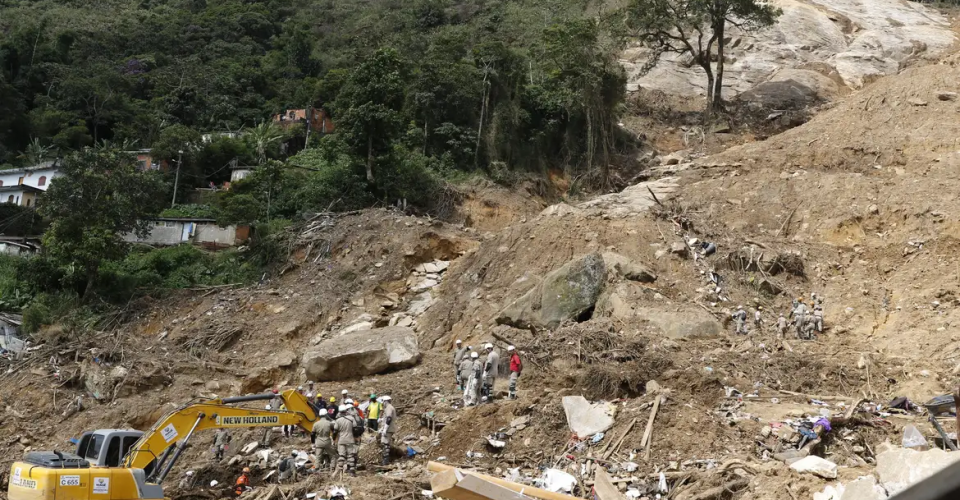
xmin=75 ymin=430 xmax=145 ymax=468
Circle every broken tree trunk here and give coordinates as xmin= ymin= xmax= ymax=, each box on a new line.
xmin=428 ymin=462 xmax=579 ymax=500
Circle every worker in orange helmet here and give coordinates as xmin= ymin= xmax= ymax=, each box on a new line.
xmin=234 ymin=467 xmax=252 ymax=496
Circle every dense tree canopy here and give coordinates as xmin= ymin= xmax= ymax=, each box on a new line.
xmin=0 ymin=0 xmax=630 ymax=190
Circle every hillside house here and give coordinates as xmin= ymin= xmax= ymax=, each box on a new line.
xmin=272 ymin=107 xmax=335 ymax=134
xmin=123 ymin=218 xmax=250 ymax=249
xmin=0 ymin=161 xmax=60 ymax=207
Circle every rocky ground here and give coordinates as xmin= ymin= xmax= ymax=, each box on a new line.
xmin=8 ymin=7 xmax=960 ymax=500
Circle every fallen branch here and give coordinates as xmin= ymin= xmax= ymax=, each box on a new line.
xmin=775 ymin=204 xmax=800 ymax=238
xmin=602 ymin=418 xmax=638 ymax=460
xmin=642 ymin=395 xmax=662 ymax=460
xmin=647 ymin=186 xmax=664 ymax=207
xmin=686 ymin=478 xmax=750 ymax=500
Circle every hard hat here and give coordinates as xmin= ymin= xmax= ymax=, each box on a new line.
xmin=338 ymin=405 xmax=348 ymax=412
xmin=485 ymin=343 xmax=493 ymax=350
xmin=507 ymin=345 xmax=515 ymax=351
xmin=757 ymin=306 xmax=762 ymax=311
xmin=242 ymin=467 xmax=251 ymax=473
xmin=341 ymin=389 xmax=348 ymax=395
xmin=467 ymin=345 xmax=473 ymax=350
xmin=345 ymin=398 xmax=353 ymax=404
xmin=456 ymin=339 xmax=462 ymax=344
xmin=291 ymin=450 xmax=298 ymax=456
xmin=352 ymin=400 xmax=359 ymax=407
xmin=329 ymin=397 xmax=336 ymax=403
xmin=272 ymin=388 xmax=279 ymax=394
xmin=306 ymin=380 xmax=314 ymax=385
xmin=737 ymin=305 xmax=743 ymax=309
xmin=317 ymin=393 xmax=322 ymax=398
xmin=370 ymin=393 xmax=377 ymax=399
xmin=186 ymin=471 xmax=194 ymax=476
xmin=381 ymin=395 xmax=391 ymax=402
xmin=297 ymin=385 xmax=304 ymax=390
xmin=471 ymin=352 xmax=479 ymax=358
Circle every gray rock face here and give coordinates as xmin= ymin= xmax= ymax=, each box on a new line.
xmin=637 ymin=307 xmax=723 ymax=339
xmin=601 ymin=252 xmax=657 ymax=283
xmin=876 ymin=447 xmax=960 ymax=495
xmin=497 ymin=253 xmax=607 ymax=329
xmin=301 ymin=326 xmax=421 ymax=381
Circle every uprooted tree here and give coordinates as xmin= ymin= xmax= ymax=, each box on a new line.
xmin=626 ymin=0 xmax=781 ymax=111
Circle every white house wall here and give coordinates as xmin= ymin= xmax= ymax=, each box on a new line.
xmin=0 ymin=167 xmax=59 ymax=190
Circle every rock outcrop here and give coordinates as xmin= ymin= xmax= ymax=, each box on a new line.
xmin=637 ymin=307 xmax=724 ymax=339
xmin=601 ymin=252 xmax=657 ymax=283
xmin=497 ymin=253 xmax=607 ymax=329
xmin=621 ymin=0 xmax=955 ymax=101
xmin=301 ymin=326 xmax=421 ymax=381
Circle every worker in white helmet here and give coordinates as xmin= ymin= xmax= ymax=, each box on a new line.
xmin=482 ymin=343 xmax=500 ymax=403
xmin=463 ymin=351 xmax=482 ymax=406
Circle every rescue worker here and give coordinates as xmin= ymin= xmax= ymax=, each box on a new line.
xmin=732 ymin=306 xmax=748 ymax=335
xmin=482 ymin=343 xmax=500 ymax=402
xmin=459 ymin=350 xmax=475 ymax=396
xmin=453 ymin=339 xmax=467 ymax=386
xmin=311 ymin=410 xmax=338 ymax=472
xmin=463 ymin=351 xmax=481 ymax=406
xmin=347 ymin=398 xmax=364 ymax=419
xmin=280 ymin=401 xmax=292 ymax=438
xmin=507 ymin=345 xmax=522 ymax=400
xmin=754 ymin=306 xmax=763 ymax=330
xmin=793 ymin=299 xmax=808 ymax=338
xmin=213 ymin=428 xmax=231 ymax=460
xmin=305 ymin=381 xmax=317 ymax=404
xmin=328 ymin=397 xmax=339 ymax=418
xmin=379 ymin=395 xmax=397 ymax=465
xmin=367 ymin=394 xmax=382 ymax=431
xmin=277 ymin=451 xmax=298 ymax=483
xmin=340 ymin=389 xmax=349 ymax=404
xmin=776 ymin=313 xmax=788 ymax=337
xmin=334 ymin=405 xmax=359 ymax=476
xmin=269 ymin=389 xmax=283 ymax=412
xmin=813 ymin=304 xmax=824 ymax=333
xmin=234 ymin=467 xmax=252 ymax=496
xmin=178 ymin=471 xmax=195 ymax=490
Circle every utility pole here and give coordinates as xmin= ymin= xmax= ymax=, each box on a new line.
xmin=171 ymin=149 xmax=183 ymax=208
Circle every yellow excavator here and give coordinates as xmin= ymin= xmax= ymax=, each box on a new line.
xmin=8 ymin=389 xmax=320 ymax=500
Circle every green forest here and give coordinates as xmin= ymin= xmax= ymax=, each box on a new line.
xmin=0 ymin=0 xmax=630 ymax=207
xmin=0 ymin=0 xmax=632 ymax=329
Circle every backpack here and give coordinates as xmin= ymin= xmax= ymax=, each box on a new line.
xmin=351 ymin=415 xmax=365 ymax=438
xmin=278 ymin=458 xmax=291 ymax=472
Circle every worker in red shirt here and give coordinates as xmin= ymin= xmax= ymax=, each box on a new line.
xmin=507 ymin=345 xmax=522 ymax=400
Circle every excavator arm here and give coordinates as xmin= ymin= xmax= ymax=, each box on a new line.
xmin=124 ymin=389 xmax=318 ymax=472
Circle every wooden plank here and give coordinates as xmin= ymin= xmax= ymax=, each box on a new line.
xmin=428 ymin=462 xmax=579 ymax=500
xmin=592 ymin=468 xmax=627 ymax=500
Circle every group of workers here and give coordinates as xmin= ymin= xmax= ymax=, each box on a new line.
xmin=731 ymin=292 xmax=825 ymax=340
xmin=227 ymin=385 xmax=399 ymax=494
xmin=453 ymin=340 xmax=522 ymax=406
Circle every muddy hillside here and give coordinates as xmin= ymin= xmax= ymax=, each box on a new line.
xmin=8 ymin=46 xmax=960 ymax=500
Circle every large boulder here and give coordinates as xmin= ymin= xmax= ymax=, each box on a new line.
xmin=497 ymin=253 xmax=607 ymax=329
xmin=876 ymin=446 xmax=960 ymax=495
xmin=637 ymin=307 xmax=723 ymax=339
xmin=301 ymin=326 xmax=421 ymax=381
